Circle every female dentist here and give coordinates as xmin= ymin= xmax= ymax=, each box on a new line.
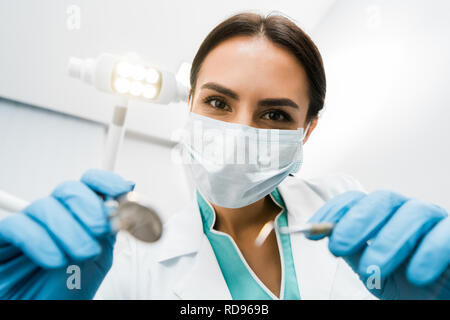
xmin=0 ymin=12 xmax=448 ymax=300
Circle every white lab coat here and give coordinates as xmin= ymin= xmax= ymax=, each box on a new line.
xmin=95 ymin=173 xmax=376 ymax=300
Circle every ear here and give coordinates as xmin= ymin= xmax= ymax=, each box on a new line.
xmin=303 ymin=117 xmax=318 ymax=144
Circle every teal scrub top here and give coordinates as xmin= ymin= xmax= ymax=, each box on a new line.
xmin=196 ymin=188 xmax=301 ymax=300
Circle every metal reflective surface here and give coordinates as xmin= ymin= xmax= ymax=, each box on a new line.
xmin=110 ymin=191 xmax=163 ymax=243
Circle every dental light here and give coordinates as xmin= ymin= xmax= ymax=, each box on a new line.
xmin=67 ymin=53 xmax=190 ymax=171
xmin=68 ymin=53 xmax=188 ymax=104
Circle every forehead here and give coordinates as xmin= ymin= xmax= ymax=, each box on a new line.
xmin=195 ymin=35 xmax=309 ymax=100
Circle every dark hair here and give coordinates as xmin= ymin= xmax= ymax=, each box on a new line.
xmin=189 ymin=12 xmax=326 ymax=122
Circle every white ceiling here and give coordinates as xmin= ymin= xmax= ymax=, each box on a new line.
xmin=0 ymin=0 xmax=336 ymax=140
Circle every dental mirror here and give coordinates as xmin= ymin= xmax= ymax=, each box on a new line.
xmin=105 ymin=191 xmax=163 ymax=243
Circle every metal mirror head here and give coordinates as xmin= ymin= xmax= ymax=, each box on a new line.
xmin=114 ymin=194 xmax=163 ymax=243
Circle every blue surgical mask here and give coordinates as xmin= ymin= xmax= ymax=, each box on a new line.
xmin=180 ymin=112 xmax=308 ymax=208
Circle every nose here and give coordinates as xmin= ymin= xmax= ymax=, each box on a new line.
xmin=228 ymin=104 xmax=256 ymax=127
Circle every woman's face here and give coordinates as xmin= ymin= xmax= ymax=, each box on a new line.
xmin=189 ymin=35 xmax=316 ymax=137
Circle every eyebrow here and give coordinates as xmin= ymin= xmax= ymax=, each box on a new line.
xmin=201 ymin=82 xmax=300 ymax=110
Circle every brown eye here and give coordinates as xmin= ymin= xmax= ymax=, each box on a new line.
xmin=262 ymin=110 xmax=290 ymax=122
xmin=210 ymin=99 xmax=225 ymax=109
xmin=203 ymin=97 xmax=231 ymax=111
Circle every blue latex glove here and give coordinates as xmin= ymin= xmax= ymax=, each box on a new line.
xmin=307 ymin=190 xmax=450 ymax=300
xmin=0 ymin=169 xmax=135 ymax=300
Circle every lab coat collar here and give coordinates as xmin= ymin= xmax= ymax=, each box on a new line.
xmin=172 ymin=236 xmax=232 ymax=299
xmin=156 ymin=194 xmax=231 ymax=299
xmin=278 ymin=175 xmax=324 ymax=226
xmin=156 ymin=199 xmax=204 ymax=262
xmin=278 ymin=176 xmax=339 ymax=299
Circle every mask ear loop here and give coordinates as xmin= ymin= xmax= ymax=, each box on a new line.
xmin=302 ymin=121 xmax=311 ymax=143
xmin=289 ymin=121 xmax=311 ymax=177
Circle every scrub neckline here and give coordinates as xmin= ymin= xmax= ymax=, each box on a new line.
xmin=196 ymin=188 xmax=300 ymax=300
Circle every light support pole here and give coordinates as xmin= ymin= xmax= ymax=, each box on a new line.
xmin=103 ymin=96 xmax=129 ymax=172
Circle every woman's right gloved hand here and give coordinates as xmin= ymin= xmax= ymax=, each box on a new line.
xmin=0 ymin=169 xmax=135 ymax=300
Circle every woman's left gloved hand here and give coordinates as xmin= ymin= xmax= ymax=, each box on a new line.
xmin=307 ymin=190 xmax=450 ymax=300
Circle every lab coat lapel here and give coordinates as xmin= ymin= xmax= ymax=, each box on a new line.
xmin=278 ymin=178 xmax=338 ymax=299
xmin=157 ymin=198 xmax=231 ymax=299
xmin=173 ymin=236 xmax=232 ymax=300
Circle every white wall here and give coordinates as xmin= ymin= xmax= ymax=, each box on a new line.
xmin=302 ymin=0 xmax=450 ymax=210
